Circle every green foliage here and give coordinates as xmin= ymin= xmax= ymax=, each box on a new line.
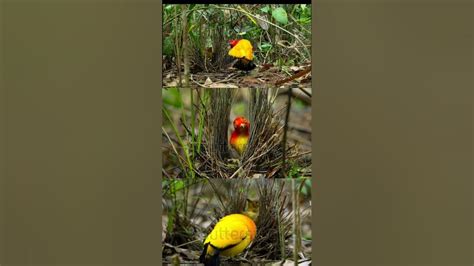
xmin=168 ymin=179 xmax=185 ymax=195
xmin=162 ymin=88 xmax=183 ymax=109
xmin=272 ymin=7 xmax=288 ymax=25
xmin=258 ymin=42 xmax=273 ymax=53
xmin=288 ymin=163 xmax=302 ymax=179
xmin=260 ymin=6 xmax=270 ymax=13
xmin=163 ymin=36 xmax=174 ymax=57
xmin=163 ymin=4 xmax=311 ymax=69
xmin=296 ymin=4 xmax=311 ymax=25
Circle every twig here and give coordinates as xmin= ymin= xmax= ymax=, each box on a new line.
xmin=162 ymin=126 xmax=188 ymax=175
xmin=282 ymin=87 xmax=292 ymax=177
xmin=190 ymin=74 xmax=210 ymax=88
xmin=278 ymin=87 xmax=311 ymax=105
xmin=275 ymin=66 xmax=311 ymax=87
xmin=174 ymin=239 xmax=201 ymax=248
xmin=298 ymin=87 xmax=312 ymax=98
xmin=162 ymin=169 xmax=172 ymax=179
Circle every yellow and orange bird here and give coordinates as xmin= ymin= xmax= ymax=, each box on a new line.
xmin=228 ymin=39 xmax=256 ymax=71
xmin=200 ymin=200 xmax=258 ymax=266
xmin=229 ymin=116 xmax=250 ymax=156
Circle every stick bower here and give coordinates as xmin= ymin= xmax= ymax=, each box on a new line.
xmin=196 ymin=88 xmax=301 ymax=179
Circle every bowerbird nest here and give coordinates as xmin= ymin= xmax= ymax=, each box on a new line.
xmin=195 ymin=88 xmax=302 ymax=179
xmin=204 ymin=179 xmax=294 ymax=262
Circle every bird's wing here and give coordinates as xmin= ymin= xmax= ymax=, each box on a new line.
xmin=204 ymin=219 xmax=249 ymax=250
xmin=228 ymin=40 xmax=254 ymax=61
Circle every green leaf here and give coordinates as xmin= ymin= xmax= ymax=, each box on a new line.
xmin=170 ymin=179 xmax=185 ymax=194
xmin=298 ymin=17 xmax=311 ymax=25
xmin=272 ymin=7 xmax=288 ymax=25
xmin=258 ymin=43 xmax=272 ymax=53
xmin=260 ymin=6 xmax=270 ymax=13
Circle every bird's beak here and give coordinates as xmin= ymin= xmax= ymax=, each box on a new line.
xmin=240 ymin=124 xmax=246 ymax=129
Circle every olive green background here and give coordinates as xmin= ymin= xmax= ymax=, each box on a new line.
xmin=0 ymin=0 xmax=472 ymax=265
xmin=1 ymin=1 xmax=163 ymax=264
xmin=313 ymin=1 xmax=472 ymax=265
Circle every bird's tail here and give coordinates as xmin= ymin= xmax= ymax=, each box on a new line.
xmin=200 ymin=243 xmax=220 ymax=266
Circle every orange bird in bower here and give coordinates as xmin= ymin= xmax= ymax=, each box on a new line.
xmin=228 ymin=39 xmax=256 ymax=72
xmin=200 ymin=200 xmax=258 ymax=266
xmin=229 ymin=116 xmax=250 ymax=156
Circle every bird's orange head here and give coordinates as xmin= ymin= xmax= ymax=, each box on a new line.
xmin=233 ymin=116 xmax=250 ymax=133
xmin=228 ymin=39 xmax=240 ymax=48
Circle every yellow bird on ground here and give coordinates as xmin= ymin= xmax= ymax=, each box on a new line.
xmin=199 ymin=200 xmax=258 ymax=266
xmin=228 ymin=39 xmax=256 ymax=72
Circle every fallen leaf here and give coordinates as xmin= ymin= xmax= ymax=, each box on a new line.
xmin=290 ymin=66 xmax=302 ymax=72
xmin=255 ymin=14 xmax=269 ymax=30
xmin=204 ymin=77 xmax=213 ymax=86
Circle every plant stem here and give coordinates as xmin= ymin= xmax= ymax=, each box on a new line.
xmin=282 ymin=87 xmax=292 ymax=177
xmin=181 ymin=5 xmax=190 ymax=88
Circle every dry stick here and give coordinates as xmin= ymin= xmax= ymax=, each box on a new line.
xmin=294 ymin=179 xmax=306 ymax=264
xmin=162 ymin=132 xmax=180 ymax=146
xmin=190 ymin=75 xmax=209 ymax=88
xmin=274 ymin=66 xmax=312 ymax=87
xmin=298 ymin=87 xmax=312 ymax=98
xmin=278 ymin=88 xmax=311 ymax=105
xmin=174 ymin=239 xmax=201 ymax=248
xmin=276 ymin=73 xmax=313 ymax=179
xmin=295 ymin=179 xmax=306 ymax=261
xmin=277 ymin=181 xmax=286 ymax=261
xmin=282 ymin=87 xmax=292 ymax=177
xmin=189 ymin=182 xmax=204 ymax=219
xmin=162 ymin=127 xmax=188 ymax=175
xmin=162 ymin=169 xmax=172 ymax=179
xmin=230 ymin=131 xmax=281 ymax=179
xmin=205 ymin=178 xmax=227 ymax=211
xmin=292 ymin=178 xmax=297 ymax=266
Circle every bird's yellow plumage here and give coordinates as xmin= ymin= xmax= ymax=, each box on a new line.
xmin=203 ymin=214 xmax=257 ymax=257
xmin=230 ymin=116 xmax=250 ymax=156
xmin=228 ymin=39 xmax=254 ymax=61
xmin=231 ymin=135 xmax=249 ymax=156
